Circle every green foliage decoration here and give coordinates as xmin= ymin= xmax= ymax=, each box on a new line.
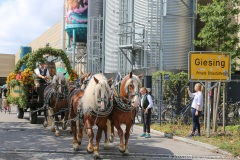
xmin=8 ymin=46 xmax=74 ymax=109
xmin=8 ymin=79 xmax=20 ymax=87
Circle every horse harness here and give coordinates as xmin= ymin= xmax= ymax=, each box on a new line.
xmin=44 ymin=84 xmax=69 ymax=117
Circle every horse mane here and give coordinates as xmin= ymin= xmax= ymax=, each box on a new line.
xmin=80 ymin=73 xmax=110 ymax=113
xmin=52 ymin=72 xmax=67 ymax=85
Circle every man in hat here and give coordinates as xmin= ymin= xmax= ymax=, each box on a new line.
xmin=34 ymin=61 xmax=50 ymax=105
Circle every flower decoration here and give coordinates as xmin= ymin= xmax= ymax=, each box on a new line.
xmin=7 ymin=46 xmax=74 ymax=109
xmin=6 ymin=72 xmax=17 ymax=84
xmin=20 ymin=68 xmax=34 ymax=85
xmin=68 ymin=70 xmax=79 ymax=81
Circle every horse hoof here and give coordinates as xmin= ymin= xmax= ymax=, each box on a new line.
xmin=69 ymin=130 xmax=72 ymax=134
xmin=87 ymin=148 xmax=94 ymax=154
xmin=55 ymin=132 xmax=61 ymax=137
xmin=119 ymin=149 xmax=125 ymax=153
xmin=42 ymin=123 xmax=48 ymax=128
xmin=62 ymin=125 xmax=67 ymax=130
xmin=73 ymin=144 xmax=79 ymax=151
xmin=74 ymin=147 xmax=79 ymax=151
xmin=119 ymin=145 xmax=126 ymax=153
xmin=123 ymin=149 xmax=129 ymax=156
xmin=104 ymin=142 xmax=109 ymax=150
xmin=94 ymin=152 xmax=100 ymax=159
xmin=104 ymin=146 xmax=109 ymax=150
xmin=109 ymin=137 xmax=114 ymax=143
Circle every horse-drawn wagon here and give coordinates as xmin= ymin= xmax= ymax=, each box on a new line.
xmin=9 ymin=82 xmax=41 ymax=124
xmin=6 ymin=46 xmax=78 ymax=124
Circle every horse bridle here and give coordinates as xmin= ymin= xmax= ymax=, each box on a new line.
xmin=126 ymin=82 xmax=140 ymax=105
xmin=95 ymin=85 xmax=111 ymax=109
xmin=53 ymin=83 xmax=69 ymax=99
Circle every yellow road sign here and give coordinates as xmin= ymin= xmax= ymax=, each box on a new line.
xmin=189 ymin=52 xmax=231 ymax=81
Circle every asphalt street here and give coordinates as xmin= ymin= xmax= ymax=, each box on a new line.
xmin=0 ymin=105 xmax=236 ymax=160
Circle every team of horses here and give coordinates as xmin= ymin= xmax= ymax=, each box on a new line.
xmin=41 ymin=71 xmax=142 ymax=158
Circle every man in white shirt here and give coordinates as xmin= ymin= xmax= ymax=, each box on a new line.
xmin=34 ymin=61 xmax=50 ymax=104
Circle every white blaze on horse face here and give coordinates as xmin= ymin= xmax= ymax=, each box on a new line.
xmin=95 ymin=81 xmax=108 ymax=110
xmin=133 ymin=96 xmax=140 ymax=107
xmin=100 ymin=86 xmax=106 ymax=110
xmin=131 ymin=80 xmax=140 ymax=107
xmin=57 ymin=79 xmax=62 ymax=94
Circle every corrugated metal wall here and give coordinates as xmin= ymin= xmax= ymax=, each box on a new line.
xmin=133 ymin=0 xmax=193 ymax=71
xmin=87 ymin=0 xmax=104 ymax=73
xmin=134 ymin=0 xmax=161 ymax=69
xmin=162 ymin=0 xmax=193 ymax=71
xmin=88 ymin=0 xmax=103 ymax=17
xmin=104 ymin=0 xmax=194 ymax=73
xmin=104 ymin=0 xmax=119 ymax=73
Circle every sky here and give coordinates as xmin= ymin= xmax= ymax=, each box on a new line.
xmin=0 ymin=0 xmax=64 ymax=54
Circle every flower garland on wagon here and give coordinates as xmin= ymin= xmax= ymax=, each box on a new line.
xmin=7 ymin=46 xmax=75 ymax=109
xmin=6 ymin=72 xmax=17 ymax=84
xmin=6 ymin=68 xmax=34 ymax=108
xmin=20 ymin=68 xmax=34 ymax=85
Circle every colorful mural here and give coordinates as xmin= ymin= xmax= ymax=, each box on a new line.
xmin=65 ymin=0 xmax=88 ymax=42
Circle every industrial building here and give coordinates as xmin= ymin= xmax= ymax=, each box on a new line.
xmin=0 ymin=0 xmax=239 ymax=85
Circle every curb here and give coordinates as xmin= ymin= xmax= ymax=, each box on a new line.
xmin=133 ymin=125 xmax=232 ymax=156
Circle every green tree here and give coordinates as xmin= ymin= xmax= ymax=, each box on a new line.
xmin=194 ymin=0 xmax=240 ymax=71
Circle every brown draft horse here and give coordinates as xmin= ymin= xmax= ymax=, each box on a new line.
xmin=43 ymin=72 xmax=69 ymax=136
xmin=108 ymin=71 xmax=142 ymax=155
xmin=67 ymin=71 xmax=91 ymax=133
xmin=67 ymin=73 xmax=112 ymax=158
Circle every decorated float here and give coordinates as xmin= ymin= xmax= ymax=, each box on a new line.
xmin=6 ymin=46 xmax=78 ymax=124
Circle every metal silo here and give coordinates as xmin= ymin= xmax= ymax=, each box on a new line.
xmin=87 ymin=0 xmax=104 ymax=73
xmin=117 ymin=0 xmax=195 ymax=73
xmin=104 ymin=0 xmax=119 ymax=73
xmin=161 ymin=0 xmax=194 ymax=71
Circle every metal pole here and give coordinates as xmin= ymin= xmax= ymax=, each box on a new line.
xmin=207 ymin=82 xmax=211 ymax=138
xmin=72 ymin=29 xmax=76 ymax=69
xmin=159 ymin=73 xmax=162 ymax=125
xmin=223 ymin=82 xmax=226 ymax=131
xmin=67 ymin=34 xmax=71 ymax=49
xmin=204 ymin=81 xmax=207 ymax=131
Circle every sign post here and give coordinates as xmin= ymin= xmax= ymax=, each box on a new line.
xmin=207 ymin=82 xmax=211 ymax=138
xmin=188 ymin=51 xmax=231 ymax=138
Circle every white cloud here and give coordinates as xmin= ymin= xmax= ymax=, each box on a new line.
xmin=0 ymin=0 xmax=64 ymax=54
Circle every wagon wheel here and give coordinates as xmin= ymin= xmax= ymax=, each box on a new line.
xmin=29 ymin=108 xmax=38 ymax=124
xmin=17 ymin=106 xmax=24 ymax=119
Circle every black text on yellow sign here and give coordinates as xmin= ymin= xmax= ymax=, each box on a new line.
xmin=189 ymin=52 xmax=231 ymax=81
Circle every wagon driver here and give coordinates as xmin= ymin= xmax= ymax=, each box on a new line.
xmin=34 ymin=61 xmax=50 ymax=104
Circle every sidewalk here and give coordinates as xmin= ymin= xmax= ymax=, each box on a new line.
xmin=133 ymin=124 xmax=232 ymax=157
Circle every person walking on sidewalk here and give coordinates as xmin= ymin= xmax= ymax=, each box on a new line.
xmin=186 ymin=83 xmax=203 ymax=137
xmin=139 ymin=87 xmax=153 ymax=138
